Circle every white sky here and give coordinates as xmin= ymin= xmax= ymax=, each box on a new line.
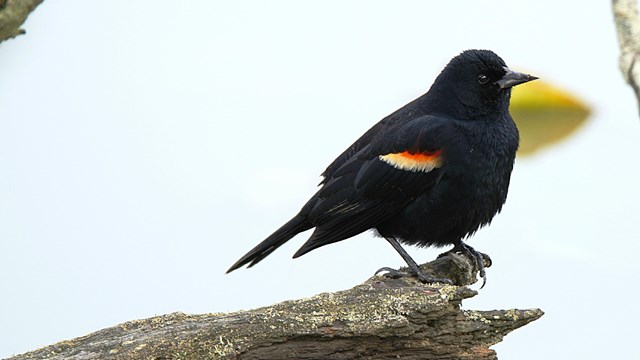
xmin=1 ymin=1 xmax=639 ymax=359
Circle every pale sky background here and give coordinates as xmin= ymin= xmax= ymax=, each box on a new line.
xmin=1 ymin=1 xmax=640 ymax=359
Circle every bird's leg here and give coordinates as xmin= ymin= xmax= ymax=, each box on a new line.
xmin=438 ymin=242 xmax=491 ymax=288
xmin=375 ymin=237 xmax=453 ymax=284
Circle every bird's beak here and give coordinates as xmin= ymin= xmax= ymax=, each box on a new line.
xmin=496 ymin=67 xmax=538 ymax=89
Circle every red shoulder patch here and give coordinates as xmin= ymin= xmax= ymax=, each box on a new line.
xmin=379 ymin=150 xmax=443 ymax=172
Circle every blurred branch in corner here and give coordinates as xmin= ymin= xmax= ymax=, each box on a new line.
xmin=510 ymin=78 xmax=591 ymax=156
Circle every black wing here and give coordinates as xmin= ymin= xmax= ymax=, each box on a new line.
xmin=294 ymin=115 xmax=462 ymax=257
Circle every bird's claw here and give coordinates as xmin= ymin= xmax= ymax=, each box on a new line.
xmin=375 ymin=266 xmax=453 ymax=285
xmin=375 ymin=267 xmax=403 ymax=277
xmin=439 ymin=243 xmax=490 ymax=288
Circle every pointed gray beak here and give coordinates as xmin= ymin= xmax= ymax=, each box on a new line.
xmin=496 ymin=67 xmax=538 ymax=89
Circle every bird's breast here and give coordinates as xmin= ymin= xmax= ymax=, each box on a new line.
xmin=377 ymin=122 xmax=518 ymax=247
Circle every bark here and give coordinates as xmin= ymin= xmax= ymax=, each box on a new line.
xmin=8 ymin=254 xmax=543 ymax=360
xmin=0 ymin=0 xmax=43 ymax=43
xmin=613 ymin=0 xmax=640 ymax=114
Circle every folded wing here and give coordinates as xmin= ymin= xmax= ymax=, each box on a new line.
xmin=293 ymin=115 xmax=459 ymax=257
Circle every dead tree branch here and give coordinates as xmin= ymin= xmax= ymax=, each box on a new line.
xmin=613 ymin=0 xmax=640 ymax=114
xmin=0 ymin=0 xmax=44 ymax=44
xmin=8 ymin=254 xmax=543 ymax=360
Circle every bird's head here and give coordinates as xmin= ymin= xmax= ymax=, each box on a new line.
xmin=427 ymin=49 xmax=537 ymax=119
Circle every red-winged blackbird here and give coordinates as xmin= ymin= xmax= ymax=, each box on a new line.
xmin=227 ymin=50 xmax=537 ymax=286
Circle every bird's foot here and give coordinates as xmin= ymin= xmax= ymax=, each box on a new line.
xmin=375 ymin=266 xmax=453 ymax=285
xmin=438 ymin=243 xmax=491 ymax=288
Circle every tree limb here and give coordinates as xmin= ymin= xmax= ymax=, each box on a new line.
xmin=613 ymin=0 xmax=640 ymax=114
xmin=0 ymin=0 xmax=44 ymax=44
xmin=8 ymin=254 xmax=543 ymax=360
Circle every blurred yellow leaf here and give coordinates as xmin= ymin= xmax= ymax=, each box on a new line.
xmin=510 ymin=78 xmax=591 ymax=156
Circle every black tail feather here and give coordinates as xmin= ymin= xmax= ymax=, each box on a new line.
xmin=292 ymin=201 xmax=393 ymax=259
xmin=226 ymin=215 xmax=312 ymax=273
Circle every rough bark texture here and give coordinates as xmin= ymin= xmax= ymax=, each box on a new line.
xmin=8 ymin=254 xmax=543 ymax=360
xmin=613 ymin=0 xmax=640 ymax=114
xmin=0 ymin=0 xmax=44 ymax=43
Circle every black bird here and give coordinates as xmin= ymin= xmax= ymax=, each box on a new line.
xmin=227 ymin=50 xmax=537 ymax=286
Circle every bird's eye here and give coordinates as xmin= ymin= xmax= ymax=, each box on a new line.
xmin=477 ymin=74 xmax=489 ymax=84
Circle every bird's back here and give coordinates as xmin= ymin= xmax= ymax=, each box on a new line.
xmin=321 ymin=93 xmax=431 ymax=183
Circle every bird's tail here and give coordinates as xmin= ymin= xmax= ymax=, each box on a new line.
xmin=226 ymin=215 xmax=312 ymax=273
